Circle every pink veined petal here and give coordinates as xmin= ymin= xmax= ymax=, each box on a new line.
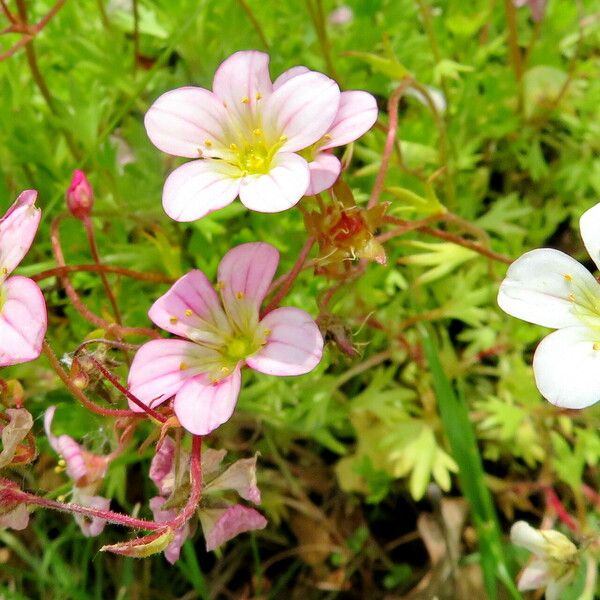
xmin=162 ymin=160 xmax=241 ymax=222
xmin=272 ymin=65 xmax=310 ymax=90
xmin=174 ymin=368 xmax=242 ymax=436
xmin=0 ymin=190 xmax=41 ymax=280
xmin=517 ymin=560 xmax=551 ymax=591
xmin=148 ymin=270 xmax=230 ymax=341
xmin=212 ymin=50 xmax=273 ymax=124
xmin=201 ymin=505 xmax=268 ymax=552
xmin=0 ymin=276 xmax=47 ymax=367
xmin=217 ymin=242 xmax=279 ymax=311
xmin=0 ymin=504 xmax=29 ymax=531
xmin=533 ymin=326 xmax=600 ymax=409
xmin=305 ymin=152 xmax=342 ymax=195
xmin=321 ymin=90 xmax=378 ymax=149
xmin=239 ymin=152 xmax=310 ymax=213
xmin=247 ymin=307 xmax=324 ymax=376
xmin=72 ymin=492 xmax=110 ymax=537
xmin=579 ymin=201 xmax=600 ymax=272
xmin=128 ymin=339 xmax=214 ymax=412
xmin=144 ymin=87 xmax=230 ymax=158
xmin=205 ymin=454 xmax=261 ymax=504
xmin=149 ymin=496 xmax=190 ymax=564
xmin=149 ymin=436 xmax=176 ymax=496
xmin=263 ymin=71 xmax=340 ymax=152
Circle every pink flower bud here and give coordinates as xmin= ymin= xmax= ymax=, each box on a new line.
xmin=66 ymin=170 xmax=94 ymax=219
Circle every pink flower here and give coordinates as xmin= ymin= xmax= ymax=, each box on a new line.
xmin=144 ymin=50 xmax=347 ymax=221
xmin=0 ymin=190 xmax=47 ymax=367
xmin=200 ymin=505 xmax=267 ymax=552
xmin=44 ymin=406 xmax=111 ymax=537
xmin=66 ymin=170 xmax=94 ymax=220
xmin=128 ymin=242 xmax=324 ymax=435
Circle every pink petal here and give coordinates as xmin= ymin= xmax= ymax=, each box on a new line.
xmin=149 ymin=436 xmax=176 ymax=495
xmin=0 ymin=504 xmax=29 ymax=530
xmin=217 ymin=242 xmax=279 ymax=311
xmin=148 ymin=270 xmax=230 ymax=341
xmin=201 ymin=505 xmax=267 ymax=552
xmin=321 ymin=90 xmax=378 ymax=149
xmin=239 ymin=152 xmax=310 ymax=213
xmin=149 ymin=496 xmax=189 ymax=564
xmin=272 ymin=65 xmax=310 ymax=90
xmin=173 ymin=369 xmax=241 ymax=435
xmin=517 ymin=560 xmax=551 ymax=591
xmin=0 ymin=276 xmax=47 ymax=367
xmin=305 ymin=152 xmax=342 ymax=195
xmin=72 ymin=492 xmax=110 ymax=537
xmin=212 ymin=50 xmax=273 ymax=124
xmin=205 ymin=454 xmax=261 ymax=503
xmin=263 ymin=71 xmax=340 ymax=152
xmin=128 ymin=339 xmax=213 ymax=412
xmin=162 ymin=160 xmax=241 ymax=222
xmin=144 ymin=87 xmax=230 ymax=158
xmin=247 ymin=307 xmax=323 ymax=376
xmin=0 ymin=190 xmax=41 ymax=279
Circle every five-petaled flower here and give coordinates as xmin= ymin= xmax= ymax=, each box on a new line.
xmin=0 ymin=190 xmax=47 ymax=367
xmin=144 ymin=50 xmax=377 ymax=221
xmin=45 ymin=406 xmax=111 ymax=537
xmin=510 ymin=521 xmax=579 ymax=600
xmin=128 ymin=242 xmax=324 ymax=435
xmin=498 ymin=202 xmax=600 ymax=409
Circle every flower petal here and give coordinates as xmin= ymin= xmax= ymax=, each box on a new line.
xmin=149 ymin=436 xmax=176 ymax=495
xmin=174 ymin=368 xmax=242 ymax=435
xmin=321 ymin=90 xmax=378 ymax=149
xmin=72 ymin=491 xmax=110 ymax=537
xmin=533 ymin=326 xmax=600 ymax=408
xmin=0 ymin=504 xmax=29 ymax=531
xmin=0 ymin=190 xmax=41 ymax=280
xmin=497 ymin=248 xmax=598 ymax=329
xmin=205 ymin=454 xmax=261 ymax=503
xmin=217 ymin=242 xmax=279 ymax=311
xmin=272 ymin=65 xmax=310 ymax=90
xmin=128 ymin=339 xmax=213 ymax=411
xmin=510 ymin=521 xmax=547 ymax=554
xmin=162 ymin=160 xmax=240 ymax=222
xmin=144 ymin=87 xmax=230 ymax=158
xmin=579 ymin=202 xmax=600 ymax=271
xmin=239 ymin=152 xmax=309 ymax=213
xmin=305 ymin=152 xmax=341 ymax=195
xmin=212 ymin=50 xmax=272 ymax=124
xmin=148 ymin=270 xmax=230 ymax=342
xmin=149 ymin=496 xmax=189 ymax=564
xmin=517 ymin=559 xmax=551 ymax=591
xmin=0 ymin=276 xmax=47 ymax=367
xmin=264 ymin=71 xmax=340 ymax=152
xmin=247 ymin=307 xmax=323 ymax=376
xmin=200 ymin=505 xmax=267 ymax=552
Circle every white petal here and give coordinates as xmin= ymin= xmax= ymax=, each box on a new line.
xmin=533 ymin=326 xmax=600 ymax=409
xmin=497 ymin=248 xmax=599 ymax=328
xmin=517 ymin=560 xmax=551 ymax=591
xmin=579 ymin=202 xmax=600 ymax=271
xmin=239 ymin=153 xmax=309 ymax=213
xmin=162 ymin=160 xmax=240 ymax=222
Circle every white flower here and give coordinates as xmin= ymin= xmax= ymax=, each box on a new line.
xmin=498 ymin=202 xmax=600 ymax=409
xmin=510 ymin=521 xmax=579 ymax=600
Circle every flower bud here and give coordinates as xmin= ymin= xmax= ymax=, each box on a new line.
xmin=66 ymin=170 xmax=94 ymax=219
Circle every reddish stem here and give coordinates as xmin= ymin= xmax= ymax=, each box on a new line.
xmin=544 ymin=487 xmax=578 ymax=532
xmin=368 ymin=80 xmax=413 ymax=209
xmin=170 ymin=435 xmax=203 ymax=528
xmin=31 ymin=263 xmax=174 ymax=284
xmin=263 ymin=238 xmax=315 ymax=316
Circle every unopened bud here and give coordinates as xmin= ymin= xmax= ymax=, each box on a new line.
xmin=66 ymin=170 xmax=94 ymax=219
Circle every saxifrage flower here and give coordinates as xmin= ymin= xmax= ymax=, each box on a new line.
xmin=128 ymin=242 xmax=324 ymax=435
xmin=498 ymin=202 xmax=600 ymax=409
xmin=144 ymin=50 xmax=376 ymax=220
xmin=0 ymin=190 xmax=47 ymax=367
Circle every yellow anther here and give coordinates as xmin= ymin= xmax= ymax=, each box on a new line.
xmin=54 ymin=465 xmax=64 ymax=474
xmin=221 ymin=366 xmax=230 ymax=374
xmin=204 ymin=139 xmax=213 ymax=147
xmin=185 ymin=309 xmax=193 ymax=317
xmin=323 ymin=134 xmax=332 ymax=140
xmin=179 ymin=362 xmax=188 ymax=371
xmin=58 ymin=458 xmax=66 ymax=467
xmin=594 ymin=343 xmax=600 ymax=351
xmin=241 ymin=96 xmax=250 ymax=104
xmin=568 ymin=293 xmax=576 ymax=302
xmin=279 ymin=135 xmax=288 ymax=142
xmin=564 ymin=273 xmax=573 ymax=282
xmin=263 ymin=328 xmax=271 ymax=336
xmin=1 ymin=267 xmax=7 ymax=275
xmin=169 ymin=316 xmax=178 ymax=324
xmin=253 ymin=128 xmax=262 ymax=136
xmin=57 ymin=495 xmax=66 ymax=502
xmin=236 ymin=291 xmax=245 ymax=299
xmin=256 ymin=92 xmax=262 ymax=100
xmin=229 ymin=143 xmax=238 ymax=151
xmin=215 ymin=281 xmax=225 ymax=290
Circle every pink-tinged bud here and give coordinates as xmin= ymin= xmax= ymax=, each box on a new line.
xmin=66 ymin=170 xmax=94 ymax=219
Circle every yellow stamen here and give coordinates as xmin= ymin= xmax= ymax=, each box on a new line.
xmin=229 ymin=143 xmax=238 ymax=151
xmin=323 ymin=134 xmax=332 ymax=140
xmin=179 ymin=362 xmax=188 ymax=371
xmin=255 ymin=92 xmax=262 ymax=100
xmin=568 ymin=293 xmax=576 ymax=302
xmin=169 ymin=316 xmax=178 ymax=324
xmin=279 ymin=135 xmax=288 ymax=142
xmin=205 ymin=139 xmax=213 ymax=147
xmin=253 ymin=128 xmax=262 ymax=136
xmin=241 ymin=96 xmax=250 ymax=104
xmin=236 ymin=291 xmax=245 ymax=299
xmin=594 ymin=343 xmax=600 ymax=351
xmin=185 ymin=309 xmax=193 ymax=317
xmin=215 ymin=281 xmax=225 ymax=290
xmin=564 ymin=273 xmax=573 ymax=282
xmin=221 ymin=366 xmax=230 ymax=374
